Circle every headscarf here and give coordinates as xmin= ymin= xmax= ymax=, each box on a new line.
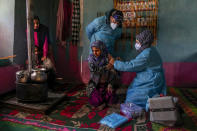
xmin=136 ymin=29 xmax=154 ymax=52
xmin=88 ymin=40 xmax=108 ymax=67
xmin=112 ymin=13 xmax=123 ymax=24
xmin=33 ymin=16 xmax=40 ymax=32
xmin=105 ymin=9 xmax=123 ymax=27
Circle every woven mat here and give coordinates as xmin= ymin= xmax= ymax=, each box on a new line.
xmin=0 ymin=85 xmax=196 ymax=131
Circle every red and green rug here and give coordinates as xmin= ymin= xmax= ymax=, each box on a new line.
xmin=0 ymin=85 xmax=196 ymax=131
xmin=168 ymin=87 xmax=197 ymax=126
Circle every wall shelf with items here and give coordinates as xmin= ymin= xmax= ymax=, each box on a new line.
xmin=114 ymin=0 xmax=158 ymax=48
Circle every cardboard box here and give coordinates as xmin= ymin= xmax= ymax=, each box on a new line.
xmin=148 ymin=96 xmax=178 ymax=126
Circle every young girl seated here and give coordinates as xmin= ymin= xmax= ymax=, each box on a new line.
xmin=87 ymin=40 xmax=119 ymax=110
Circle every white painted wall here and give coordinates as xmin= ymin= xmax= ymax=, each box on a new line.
xmin=0 ymin=0 xmax=15 ymax=58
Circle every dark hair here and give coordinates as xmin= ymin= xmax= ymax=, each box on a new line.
xmin=33 ymin=16 xmax=40 ymax=22
xmin=106 ymin=9 xmax=123 ymax=28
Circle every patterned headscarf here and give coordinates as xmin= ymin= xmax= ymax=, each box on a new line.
xmin=88 ymin=40 xmax=108 ymax=66
xmin=112 ymin=14 xmax=123 ymax=24
xmin=106 ymin=9 xmax=123 ymax=27
xmin=136 ymin=29 xmax=154 ymax=52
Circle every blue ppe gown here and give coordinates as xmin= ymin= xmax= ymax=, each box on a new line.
xmin=114 ymin=46 xmax=166 ymax=110
xmin=86 ymin=16 xmax=122 ymax=56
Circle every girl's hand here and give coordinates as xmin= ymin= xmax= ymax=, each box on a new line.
xmin=106 ymin=63 xmax=113 ymax=70
xmin=108 ymin=54 xmax=115 ymax=65
xmin=109 ymin=57 xmax=115 ymax=65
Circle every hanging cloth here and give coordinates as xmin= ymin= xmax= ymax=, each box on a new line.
xmin=71 ymin=0 xmax=80 ymax=45
xmin=62 ymin=0 xmax=72 ymax=41
xmin=56 ymin=0 xmax=64 ymax=43
xmin=56 ymin=0 xmax=72 ymax=46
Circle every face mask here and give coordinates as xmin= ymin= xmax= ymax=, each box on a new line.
xmin=135 ymin=43 xmax=141 ymax=50
xmin=110 ymin=23 xmax=118 ymax=30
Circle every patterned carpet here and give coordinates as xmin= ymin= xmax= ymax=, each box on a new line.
xmin=0 ymin=85 xmax=196 ymax=131
xmin=169 ymin=87 xmax=197 ymax=126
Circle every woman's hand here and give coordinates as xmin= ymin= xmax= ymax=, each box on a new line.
xmin=115 ymin=57 xmax=121 ymax=60
xmin=41 ymin=56 xmax=47 ymax=61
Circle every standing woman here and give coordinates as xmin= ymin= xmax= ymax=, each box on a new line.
xmin=33 ymin=16 xmax=49 ymax=63
xmin=86 ymin=9 xmax=123 ymax=56
xmin=31 ymin=16 xmax=56 ymax=89
xmin=109 ymin=30 xmax=166 ymax=110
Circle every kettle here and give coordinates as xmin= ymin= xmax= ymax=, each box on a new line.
xmin=31 ymin=68 xmax=47 ymax=83
xmin=16 ymin=70 xmax=29 ymax=83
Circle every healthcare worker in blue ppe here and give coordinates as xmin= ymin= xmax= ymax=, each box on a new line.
xmin=109 ymin=29 xmax=166 ymax=110
xmin=86 ymin=9 xmax=123 ymax=56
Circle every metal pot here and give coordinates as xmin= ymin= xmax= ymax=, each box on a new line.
xmin=31 ymin=68 xmax=47 ymax=83
xmin=16 ymin=70 xmax=29 ymax=83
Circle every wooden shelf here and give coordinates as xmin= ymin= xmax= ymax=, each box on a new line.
xmin=114 ymin=0 xmax=158 ymax=47
xmin=121 ymin=8 xmax=158 ymax=12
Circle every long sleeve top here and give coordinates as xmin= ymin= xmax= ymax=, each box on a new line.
xmin=86 ymin=16 xmax=122 ymax=56
xmin=114 ymin=46 xmax=166 ymax=109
